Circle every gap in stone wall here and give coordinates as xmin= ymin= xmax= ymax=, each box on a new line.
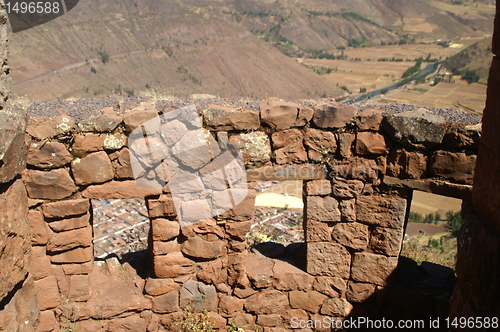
xmin=401 ymin=190 xmax=462 ymax=270
xmin=92 ymin=198 xmax=150 ymax=259
xmin=247 ymin=180 xmax=306 ymax=271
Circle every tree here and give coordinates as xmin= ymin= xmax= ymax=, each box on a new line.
xmin=90 ymin=67 xmax=97 ymax=74
xmin=462 ymin=70 xmax=480 ymax=84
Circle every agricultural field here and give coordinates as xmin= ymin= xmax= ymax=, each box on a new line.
xmin=379 ymin=81 xmax=486 ymax=113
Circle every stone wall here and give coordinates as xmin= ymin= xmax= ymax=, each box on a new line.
xmin=449 ymin=1 xmax=500 ymax=326
xmin=22 ymin=96 xmax=479 ymax=331
xmin=0 ymin=0 xmax=40 ymax=330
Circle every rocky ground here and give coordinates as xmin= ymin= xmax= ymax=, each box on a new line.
xmin=18 ymin=96 xmax=482 ymax=125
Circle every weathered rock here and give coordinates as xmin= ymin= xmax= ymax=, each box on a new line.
xmin=369 ymin=227 xmax=403 ymax=256
xmin=218 ymin=294 xmax=245 ymax=316
xmin=71 ymin=151 xmax=114 ymax=185
xmin=429 ymin=150 xmax=476 ymax=184
xmin=0 ymin=107 xmax=28 ymax=182
xmin=33 ymin=276 xmax=60 ymax=310
xmin=225 ymin=221 xmax=252 ymax=240
xmin=289 ymin=291 xmax=327 ymax=313
xmin=67 ymin=274 xmax=91 ymax=301
xmin=331 ymin=177 xmax=364 ymax=198
xmin=313 ymin=102 xmax=358 ymax=128
xmin=27 ymin=115 xmax=74 ymax=140
xmin=152 ymin=219 xmax=180 ymax=241
xmin=123 ymin=108 xmax=158 ymax=134
xmin=50 ymin=246 xmax=93 ymax=264
xmin=307 ymin=242 xmax=351 ymax=278
xmin=356 ymin=132 xmax=389 ymax=155
xmin=306 ymin=179 xmax=332 ymax=195
xmin=197 ymin=257 xmax=227 ymax=284
xmin=337 ymin=133 xmax=355 ymax=158
xmin=30 ymin=247 xmax=53 ymax=281
xmin=320 ymin=298 xmax=354 ymax=317
xmin=383 ymin=109 xmax=447 ymax=150
xmin=303 ymin=128 xmax=337 ymax=161
xmin=272 ymin=129 xmax=308 ymax=164
xmin=147 ymin=195 xmax=176 ymax=218
xmin=179 ymin=280 xmax=217 ymax=312
xmin=386 ymin=147 xmax=427 ymax=179
xmin=351 ymin=252 xmax=398 ymax=286
xmin=24 ymin=168 xmax=77 ymax=199
xmin=29 ymin=210 xmax=49 ymax=245
xmin=296 ymin=107 xmax=314 ymax=127
xmin=154 ymin=252 xmax=195 ymax=278
xmin=77 ymin=112 xmax=122 ymax=132
xmin=72 ymin=133 xmax=106 ymax=152
xmin=46 ymin=226 xmax=92 ymax=253
xmin=257 ymin=314 xmax=282 ymax=327
xmin=42 ymin=199 xmax=89 ymax=218
xmin=245 ymin=290 xmax=288 ymax=314
xmin=229 ymin=132 xmax=271 ymax=165
xmin=356 ymin=194 xmax=407 ymax=229
xmin=181 ymin=236 xmax=225 ymax=259
xmin=346 ymin=281 xmax=376 ymax=303
xmin=47 ymin=213 xmax=90 ymax=232
xmin=203 ymin=105 xmax=259 ymax=130
xmin=108 ymin=314 xmax=147 ymax=332
xmin=151 ymin=289 xmax=180 ymax=313
xmin=305 ymin=219 xmax=331 ymax=242
xmin=246 ymin=254 xmax=275 ymax=289
xmin=27 ymin=142 xmax=72 ymax=169
xmin=0 ymin=179 xmax=30 ymax=300
xmin=273 ymin=260 xmax=315 ymax=291
xmin=113 ymin=148 xmax=134 ymax=179
xmin=37 ymin=310 xmax=57 ymax=332
xmin=218 ymin=189 xmax=256 ymax=222
xmin=61 ymin=262 xmax=92 ymax=275
xmin=260 ymin=98 xmax=300 ymax=130
xmin=181 ymin=218 xmax=225 ymax=238
xmin=329 ymin=157 xmax=380 ymax=182
xmin=171 ymin=130 xmax=213 ymax=170
xmin=306 ymin=196 xmax=341 ymax=222
xmin=152 ymin=240 xmax=181 ymax=256
xmin=339 ymin=199 xmax=356 ymax=222
xmin=331 ymin=222 xmax=369 ymax=250
xmin=356 ymin=108 xmax=383 ymax=131
xmin=82 ymin=180 xmax=162 ymax=199
xmin=443 ymin=123 xmax=481 ymax=148
xmin=313 ymin=277 xmax=346 ymax=298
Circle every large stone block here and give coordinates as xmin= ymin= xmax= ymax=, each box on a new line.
xmin=24 ymin=168 xmax=77 ymax=199
xmin=331 ymin=222 xmax=369 ymax=250
xmin=303 ymin=128 xmax=337 ymax=161
xmin=369 ymin=227 xmax=403 ymax=256
xmin=42 ymin=198 xmax=89 ymax=219
xmin=144 ymin=278 xmax=179 ymax=296
xmin=312 ymin=277 xmax=346 ymax=298
xmin=50 ymin=246 xmax=93 ymax=264
xmin=306 ymin=179 xmax=331 ymax=196
xmin=383 ymin=108 xmax=446 ymax=150
xmin=429 ymin=150 xmax=476 ymax=184
xmin=82 ymin=180 xmax=162 ymax=199
xmin=179 ymin=280 xmax=217 ymax=312
xmin=356 ymin=194 xmax=406 ymax=229
xmin=331 ymin=177 xmax=364 ymax=198
xmin=272 ymin=129 xmax=308 ymax=164
xmin=273 ymin=260 xmax=315 ymax=292
xmin=29 ymin=210 xmax=50 ymax=245
xmin=46 ymin=226 xmax=92 ymax=253
xmin=305 ymin=219 xmax=331 ymax=242
xmin=71 ymin=133 xmax=106 ymax=152
xmin=47 ymin=213 xmax=90 ymax=232
xmin=313 ymin=102 xmax=358 ymax=128
xmin=0 ymin=179 xmax=30 ymax=300
xmin=77 ymin=112 xmax=122 ymax=132
xmin=244 ymin=290 xmax=289 ymax=314
xmin=306 ymin=242 xmax=351 ymax=278
xmin=154 ymin=252 xmax=195 ymax=278
xmin=27 ymin=141 xmax=72 ymax=169
xmin=355 ymin=132 xmax=389 ymax=155
xmin=386 ymin=147 xmax=427 ymax=179
xmin=0 ymin=107 xmax=27 ymax=183
xmin=356 ymin=108 xmax=383 ymax=131
xmin=71 ymin=151 xmax=114 ymax=185
xmin=123 ymin=108 xmax=158 ymax=134
xmin=350 ymin=252 xmax=398 ymax=286
xmin=203 ymin=105 xmax=259 ymax=130
xmin=181 ymin=236 xmax=226 ymax=259
xmin=113 ymin=148 xmax=134 ymax=179
xmin=33 ymin=276 xmax=60 ymax=310
xmin=246 ymin=164 xmax=327 ymax=181
xmin=346 ymin=281 xmax=376 ymax=303
xmin=289 ymin=291 xmax=327 ymax=313
xmin=260 ymin=98 xmax=299 ymax=130
xmin=306 ymin=196 xmax=341 ymax=222
xmin=26 ymin=115 xmax=74 ymax=140
xmin=151 ymin=289 xmax=180 ymax=313
xmin=328 ymin=157 xmax=380 ymax=182
xmin=320 ymin=298 xmax=353 ymax=317
xmin=152 ymin=219 xmax=180 ymax=241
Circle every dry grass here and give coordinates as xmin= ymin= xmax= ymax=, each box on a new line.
xmin=401 ymin=235 xmax=457 ymax=270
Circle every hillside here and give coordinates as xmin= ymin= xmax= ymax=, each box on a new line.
xmin=7 ymin=0 xmax=495 ymax=102
xmin=444 ymin=37 xmax=492 ymax=83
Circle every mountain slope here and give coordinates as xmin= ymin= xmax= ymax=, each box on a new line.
xmin=444 ymin=37 xmax=492 ymax=83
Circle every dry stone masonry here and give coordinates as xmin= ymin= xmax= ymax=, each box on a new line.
xmin=17 ymin=94 xmax=480 ymax=331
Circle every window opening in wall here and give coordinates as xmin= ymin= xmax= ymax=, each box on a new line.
xmin=401 ymin=190 xmax=463 ymax=270
xmin=248 ymin=180 xmax=305 ymax=269
xmin=92 ymin=198 xmax=149 ymax=259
